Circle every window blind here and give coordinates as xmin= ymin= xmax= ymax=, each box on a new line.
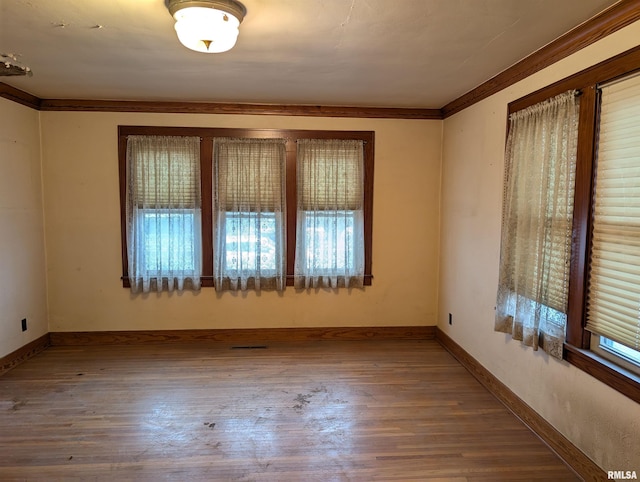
xmin=297 ymin=139 xmax=363 ymax=211
xmin=214 ymin=138 xmax=286 ymax=211
xmin=128 ymin=135 xmax=201 ymax=208
xmin=586 ymin=72 xmax=640 ymax=351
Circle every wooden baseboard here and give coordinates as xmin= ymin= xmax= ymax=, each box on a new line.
xmin=0 ymin=334 xmax=51 ymax=376
xmin=435 ymin=328 xmax=605 ymax=482
xmin=50 ymin=326 xmax=436 ymax=346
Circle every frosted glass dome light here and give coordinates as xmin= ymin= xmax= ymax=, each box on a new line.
xmin=168 ymin=0 xmax=246 ymax=53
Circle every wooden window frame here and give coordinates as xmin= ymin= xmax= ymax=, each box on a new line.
xmin=507 ymin=45 xmax=640 ymax=404
xmin=118 ymin=126 xmax=375 ymax=289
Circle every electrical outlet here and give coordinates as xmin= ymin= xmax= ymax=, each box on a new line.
xmin=448 ymin=313 xmax=452 ymax=325
xmin=21 ymin=318 xmax=27 ymax=331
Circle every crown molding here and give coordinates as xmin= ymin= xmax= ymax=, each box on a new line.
xmin=39 ymin=98 xmax=442 ymax=119
xmin=0 ymin=82 xmax=41 ymax=110
xmin=0 ymin=88 xmax=441 ymax=119
xmin=442 ymin=0 xmax=640 ymax=118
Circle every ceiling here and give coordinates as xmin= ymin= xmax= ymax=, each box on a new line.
xmin=0 ymin=0 xmax=621 ymax=109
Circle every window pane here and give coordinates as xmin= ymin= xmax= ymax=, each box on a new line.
xmin=223 ymin=212 xmax=277 ymax=272
xmin=302 ymin=211 xmax=355 ymax=271
xmin=142 ymin=210 xmax=197 ymax=272
xmin=600 ymin=337 xmax=640 ymax=366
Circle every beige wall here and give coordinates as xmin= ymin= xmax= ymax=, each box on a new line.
xmin=438 ymin=22 xmax=640 ymax=472
xmin=40 ymin=113 xmax=442 ymax=332
xmin=0 ymin=98 xmax=48 ymax=357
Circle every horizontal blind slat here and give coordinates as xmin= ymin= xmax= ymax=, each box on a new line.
xmin=585 ymin=75 xmax=640 ymax=351
xmin=128 ymin=135 xmax=201 ymax=208
xmin=215 ymin=138 xmax=286 ymax=211
xmin=297 ymin=139 xmax=364 ymax=211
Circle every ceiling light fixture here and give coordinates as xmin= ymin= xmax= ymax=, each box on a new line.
xmin=167 ymin=0 xmax=246 ymax=54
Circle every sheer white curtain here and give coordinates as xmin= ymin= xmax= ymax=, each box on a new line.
xmin=294 ymin=139 xmax=365 ymax=289
xmin=213 ymin=138 xmax=286 ymax=291
xmin=495 ymin=91 xmax=579 ymax=358
xmin=126 ymin=135 xmax=202 ymax=293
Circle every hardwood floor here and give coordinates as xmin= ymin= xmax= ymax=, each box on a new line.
xmin=0 ymin=339 xmax=579 ymax=481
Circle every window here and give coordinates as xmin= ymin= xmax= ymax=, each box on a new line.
xmin=125 ymin=135 xmax=202 ymax=293
xmin=593 ymin=335 xmax=640 ymax=376
xmin=139 ymin=210 xmax=199 ymax=273
xmin=213 ymin=138 xmax=286 ymax=291
xmin=294 ymin=139 xmax=365 ymax=288
xmin=118 ymin=127 xmax=374 ymax=292
xmin=584 ymin=72 xmax=640 ymax=378
xmin=506 ymin=46 xmax=640 ymax=403
xmin=222 ymin=212 xmax=278 ymax=273
xmin=299 ymin=212 xmax=358 ymax=270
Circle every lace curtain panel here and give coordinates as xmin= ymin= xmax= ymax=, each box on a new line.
xmin=126 ymin=135 xmax=202 ymax=293
xmin=495 ymin=91 xmax=580 ymax=359
xmin=294 ymin=139 xmax=365 ymax=289
xmin=213 ymin=138 xmax=287 ymax=291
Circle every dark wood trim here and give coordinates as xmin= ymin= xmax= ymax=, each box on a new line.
xmin=566 ymin=85 xmax=598 ymax=349
xmin=118 ymin=126 xmax=375 ymax=140
xmin=200 ymin=137 xmax=214 ymax=286
xmin=0 ymin=82 xmax=41 ymax=110
xmin=50 ymin=326 xmax=436 ymax=346
xmin=285 ymin=139 xmax=298 ymax=280
xmin=435 ymin=328 xmax=605 ymax=482
xmin=443 ymin=0 xmax=640 ymax=118
xmin=118 ymin=126 xmax=375 ymax=289
xmin=0 ymin=84 xmax=440 ymax=120
xmin=39 ymin=98 xmax=442 ymax=120
xmin=363 ymin=133 xmax=375 ymax=285
xmin=564 ymin=343 xmax=640 ymax=404
xmin=2 ymin=87 xmax=440 ymax=119
xmin=508 ymin=45 xmax=640 ymax=114
xmin=0 ymin=334 xmax=51 ymax=376
xmin=117 ymin=127 xmax=130 ymax=287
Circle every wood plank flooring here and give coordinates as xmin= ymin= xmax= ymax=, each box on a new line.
xmin=0 ymin=339 xmax=580 ymax=481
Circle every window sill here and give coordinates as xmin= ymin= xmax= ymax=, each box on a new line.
xmin=122 ymin=275 xmax=372 ymax=289
xmin=564 ymin=342 xmax=640 ymax=404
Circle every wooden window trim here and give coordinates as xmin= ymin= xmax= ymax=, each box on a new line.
xmin=117 ymin=126 xmax=375 ymax=288
xmin=564 ymin=344 xmax=640 ymax=404
xmin=506 ymin=45 xmax=640 ymax=403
